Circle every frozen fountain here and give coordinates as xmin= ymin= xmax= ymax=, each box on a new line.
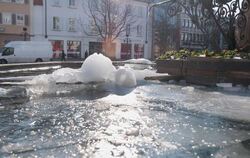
xmin=0 ymin=53 xmax=250 ymax=158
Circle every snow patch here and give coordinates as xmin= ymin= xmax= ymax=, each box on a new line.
xmin=115 ymin=68 xmax=137 ymax=87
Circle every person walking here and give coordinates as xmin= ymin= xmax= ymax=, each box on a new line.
xmin=61 ymin=50 xmax=66 ymax=61
xmin=85 ymin=50 xmax=89 ymax=59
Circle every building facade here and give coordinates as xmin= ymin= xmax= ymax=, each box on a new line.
xmin=0 ymin=0 xmax=31 ymax=47
xmin=152 ymin=1 xmax=206 ymax=57
xmin=31 ymin=0 xmax=151 ymax=60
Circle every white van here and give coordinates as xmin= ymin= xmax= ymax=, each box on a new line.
xmin=0 ymin=41 xmax=53 ymax=64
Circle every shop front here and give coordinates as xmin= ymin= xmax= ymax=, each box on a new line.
xmin=67 ymin=41 xmax=81 ymax=59
xmin=134 ymin=44 xmax=144 ymax=59
xmin=121 ymin=43 xmax=132 ymax=60
xmin=50 ymin=40 xmax=64 ymax=59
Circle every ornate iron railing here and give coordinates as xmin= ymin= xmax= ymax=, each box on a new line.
xmin=163 ymin=0 xmax=250 ymax=50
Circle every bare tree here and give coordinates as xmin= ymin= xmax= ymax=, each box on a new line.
xmin=82 ymin=0 xmax=134 ymax=57
xmin=153 ymin=7 xmax=179 ymax=54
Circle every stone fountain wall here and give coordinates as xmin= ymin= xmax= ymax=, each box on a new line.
xmin=236 ymin=2 xmax=250 ymax=51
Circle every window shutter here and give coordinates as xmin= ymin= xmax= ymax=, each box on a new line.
xmin=0 ymin=13 xmax=2 ymax=24
xmin=12 ymin=14 xmax=16 ymax=25
xmin=25 ymin=15 xmax=29 ymax=26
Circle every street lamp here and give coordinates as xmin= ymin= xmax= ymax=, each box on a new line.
xmin=145 ymin=0 xmax=171 ymax=43
xmin=126 ymin=24 xmax=131 ymax=59
xmin=145 ymin=0 xmax=172 ymax=58
xmin=45 ymin=0 xmax=48 ymax=38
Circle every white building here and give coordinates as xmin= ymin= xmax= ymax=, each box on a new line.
xmin=31 ymin=0 xmax=151 ymax=60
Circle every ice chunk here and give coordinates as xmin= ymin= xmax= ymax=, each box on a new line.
xmin=223 ymin=86 xmax=244 ymax=92
xmin=81 ymin=53 xmax=116 ymax=82
xmin=125 ymin=58 xmax=153 ymax=65
xmin=233 ymin=57 xmax=242 ymax=60
xmin=0 ymin=88 xmax=7 ymax=96
xmin=133 ymin=69 xmax=159 ymax=80
xmin=52 ymin=68 xmax=82 ymax=83
xmin=216 ymin=83 xmax=233 ymax=88
xmin=115 ymin=68 xmax=137 ymax=87
xmin=124 ymin=58 xmax=153 ymax=70
xmin=125 ymin=128 xmax=139 ymax=136
xmin=28 ymin=74 xmax=56 ymax=85
xmin=182 ymin=86 xmax=195 ymax=92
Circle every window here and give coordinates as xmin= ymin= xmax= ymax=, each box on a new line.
xmin=185 ymin=33 xmax=188 ymax=41
xmin=52 ymin=16 xmax=60 ymax=30
xmin=90 ymin=20 xmax=98 ymax=34
xmin=0 ymin=0 xmax=11 ymax=3
xmin=127 ymin=4 xmax=132 ymax=14
xmin=16 ymin=14 xmax=25 ymax=26
xmin=69 ymin=0 xmax=76 ymax=7
xmin=15 ymin=0 xmax=24 ymax=4
xmin=2 ymin=47 xmax=14 ymax=56
xmin=136 ymin=25 xmax=143 ymax=37
xmin=67 ymin=41 xmax=81 ymax=59
xmin=68 ymin=18 xmax=76 ymax=32
xmin=126 ymin=24 xmax=130 ymax=36
xmin=181 ymin=33 xmax=184 ymax=41
xmin=137 ymin=6 xmax=143 ymax=17
xmin=52 ymin=0 xmax=60 ymax=7
xmin=2 ymin=13 xmax=11 ymax=25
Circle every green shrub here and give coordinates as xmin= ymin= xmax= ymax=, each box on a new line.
xmin=157 ymin=49 xmax=248 ymax=60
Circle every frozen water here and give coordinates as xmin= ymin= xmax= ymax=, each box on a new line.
xmin=1 ymin=76 xmax=250 ymax=157
xmin=216 ymin=83 xmax=246 ymax=92
xmin=115 ymin=68 xmax=137 ymax=87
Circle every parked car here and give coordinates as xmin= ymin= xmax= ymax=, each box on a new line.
xmin=0 ymin=41 xmax=53 ymax=64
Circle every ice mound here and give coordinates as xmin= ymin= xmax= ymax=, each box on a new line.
xmin=0 ymin=88 xmax=8 ymax=96
xmin=81 ymin=53 xmax=116 ymax=82
xmin=124 ymin=58 xmax=153 ymax=70
xmin=125 ymin=58 xmax=153 ymax=65
xmin=26 ymin=53 xmax=159 ymax=90
xmin=115 ymin=68 xmax=137 ymax=87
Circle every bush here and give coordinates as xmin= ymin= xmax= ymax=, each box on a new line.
xmin=157 ymin=49 xmax=249 ymax=60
